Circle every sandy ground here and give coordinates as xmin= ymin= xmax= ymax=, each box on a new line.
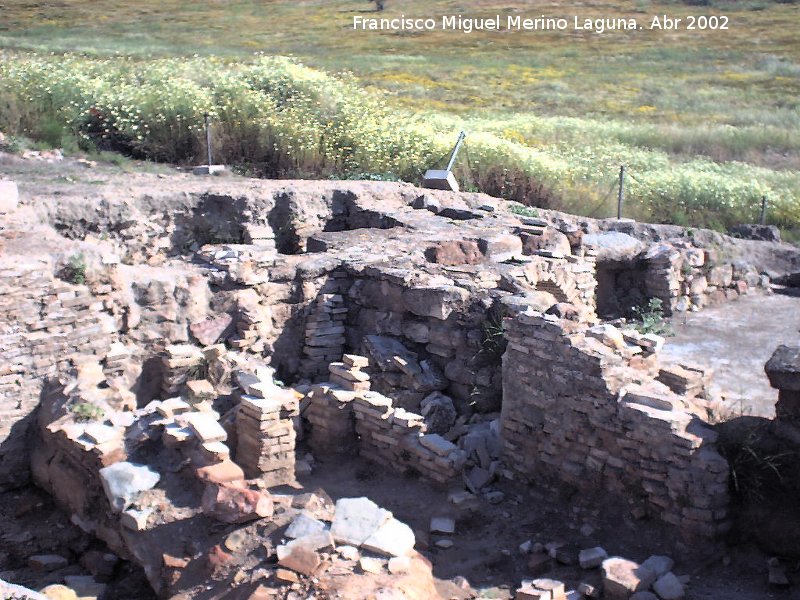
xmin=661 ymin=290 xmax=800 ymax=419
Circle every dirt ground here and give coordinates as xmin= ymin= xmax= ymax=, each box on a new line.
xmin=290 ymin=453 xmax=799 ymax=600
xmin=660 ymin=290 xmax=800 ymax=419
xmin=0 ymin=485 xmax=156 ymax=599
xmin=3 ymin=451 xmax=798 ymax=599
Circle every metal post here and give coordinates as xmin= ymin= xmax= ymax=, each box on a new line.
xmin=445 ymin=131 xmax=467 ymax=173
xmin=617 ymin=165 xmax=625 ymax=220
xmin=204 ymin=113 xmax=212 ymax=167
xmin=760 ymin=195 xmax=767 ymax=225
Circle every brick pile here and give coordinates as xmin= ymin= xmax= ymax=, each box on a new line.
xmin=230 ymin=289 xmax=273 ymax=353
xmin=501 ymin=311 xmax=730 ymax=538
xmin=161 ymin=344 xmax=205 ymax=397
xmin=236 ymin=386 xmax=298 ymax=485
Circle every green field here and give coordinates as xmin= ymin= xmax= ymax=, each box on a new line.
xmin=1 ymin=0 xmax=798 ymax=231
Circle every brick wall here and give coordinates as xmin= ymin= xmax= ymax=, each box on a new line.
xmin=501 ymin=312 xmax=730 ymax=538
xmin=0 ymin=258 xmax=116 ymax=487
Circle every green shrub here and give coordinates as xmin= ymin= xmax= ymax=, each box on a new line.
xmin=62 ymin=253 xmax=87 ymax=285
xmin=508 ymin=204 xmax=541 ymax=218
xmin=630 ymin=298 xmax=674 ymax=336
xmin=70 ymin=401 xmax=105 ymax=422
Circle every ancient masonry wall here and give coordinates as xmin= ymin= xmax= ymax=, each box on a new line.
xmin=500 ymin=312 xmax=730 ymax=538
xmin=340 ymin=252 xmax=597 ymax=413
xmin=0 ymin=258 xmax=117 ymax=485
xmin=643 ymin=242 xmax=769 ymax=315
xmin=305 ymin=357 xmax=466 ymax=483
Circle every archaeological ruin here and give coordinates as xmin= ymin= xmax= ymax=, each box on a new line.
xmin=2 ymin=164 xmax=800 ymax=599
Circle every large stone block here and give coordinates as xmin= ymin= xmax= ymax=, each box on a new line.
xmin=330 ymin=497 xmax=392 ymax=546
xmin=765 ymin=345 xmax=800 ymax=391
xmin=402 ymin=286 xmax=470 ymax=320
xmin=602 ymin=557 xmax=657 ymax=600
xmin=478 ymin=234 xmax=523 ymax=262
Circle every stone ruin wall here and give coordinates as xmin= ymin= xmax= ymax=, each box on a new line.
xmin=0 ymin=257 xmax=117 ymax=486
xmin=593 ymin=235 xmax=770 ymax=319
xmin=642 ymin=241 xmax=769 ymax=316
xmin=2 ymin=179 xmax=799 ymax=551
xmin=501 ymin=312 xmax=730 ymax=538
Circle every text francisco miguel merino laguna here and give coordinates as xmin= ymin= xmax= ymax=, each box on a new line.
xmin=353 ymin=14 xmax=695 ymax=33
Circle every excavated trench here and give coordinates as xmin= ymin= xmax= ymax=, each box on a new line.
xmin=5 ymin=174 xmax=800 ymax=599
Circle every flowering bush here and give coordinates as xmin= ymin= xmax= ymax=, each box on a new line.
xmin=1 ymin=52 xmax=797 ymax=230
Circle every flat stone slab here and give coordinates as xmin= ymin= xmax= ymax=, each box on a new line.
xmin=430 ymin=516 xmax=456 ymax=535
xmin=99 ymin=462 xmax=160 ymax=512
xmin=330 ymin=497 xmax=392 ymax=546
xmin=187 ymin=412 xmax=227 ymax=443
xmin=28 ymin=554 xmax=68 ymax=571
xmin=82 ymin=423 xmax=122 ymax=445
xmin=584 ymin=231 xmax=644 ymax=263
xmin=579 ymin=546 xmax=608 ymax=569
xmin=286 ymin=512 xmax=327 ymax=539
xmin=419 ymin=433 xmax=457 ymax=456
xmin=362 ymin=517 xmax=416 ymax=557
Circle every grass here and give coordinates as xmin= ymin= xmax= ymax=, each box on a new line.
xmin=0 ymin=0 xmax=798 ymax=230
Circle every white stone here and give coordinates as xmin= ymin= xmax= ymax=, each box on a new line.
xmin=359 ymin=557 xmax=384 ymax=574
xmin=192 ymin=164 xmax=226 ymax=175
xmin=187 ymin=412 xmax=227 ymax=443
xmin=602 ymin=557 xmax=657 ymax=599
xmin=286 ymin=512 xmax=327 ymax=539
xmin=587 ymin=324 xmax=626 ymax=350
xmin=430 ymin=516 xmax=455 ymax=535
xmin=330 ymin=497 xmax=392 ymax=546
xmin=363 ymin=518 xmax=416 ymax=557
xmin=0 ymin=180 xmax=19 ymax=213
xmin=338 ymin=545 xmax=359 ymax=561
xmin=99 ymin=462 xmax=160 ymax=512
xmin=388 ymin=555 xmax=412 ymax=574
xmin=284 ymin=531 xmax=334 ymax=553
xmin=82 ymin=423 xmax=122 ymax=445
xmin=157 ymin=397 xmax=191 ymax=417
